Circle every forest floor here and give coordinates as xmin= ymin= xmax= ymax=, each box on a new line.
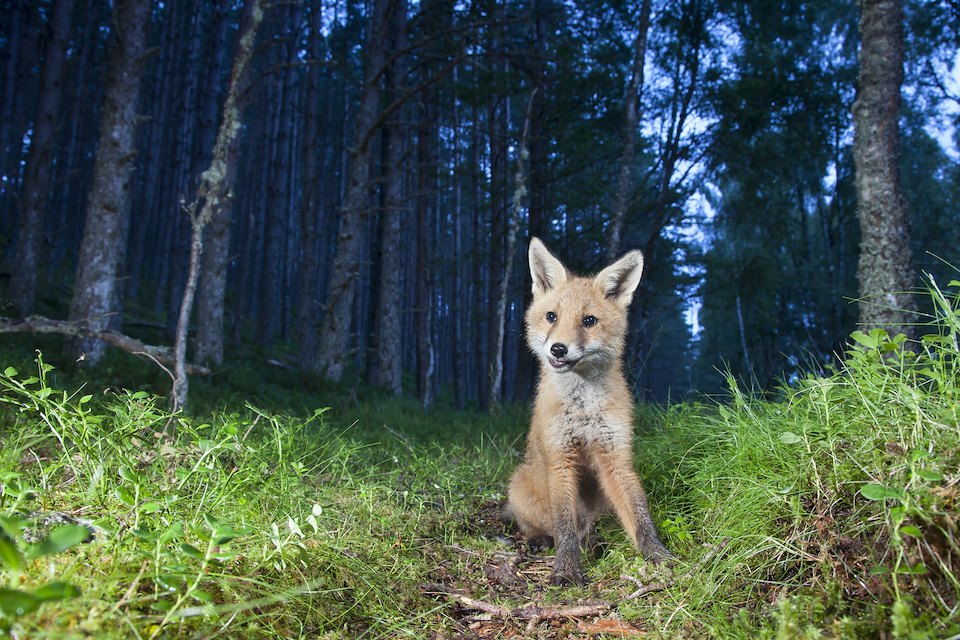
xmin=1 ymin=284 xmax=959 ymax=639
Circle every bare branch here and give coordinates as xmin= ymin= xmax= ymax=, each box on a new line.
xmin=421 ymin=583 xmax=611 ymax=622
xmin=0 ymin=315 xmax=210 ymax=376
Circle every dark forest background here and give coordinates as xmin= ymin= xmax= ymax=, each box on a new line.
xmin=1 ymin=0 xmax=958 ymax=408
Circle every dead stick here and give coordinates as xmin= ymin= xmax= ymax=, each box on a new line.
xmin=422 ymin=583 xmax=610 ymax=620
xmin=0 ymin=315 xmax=210 ymax=376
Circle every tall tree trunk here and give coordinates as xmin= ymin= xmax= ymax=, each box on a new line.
xmin=371 ymin=0 xmax=408 ymax=395
xmin=483 ymin=95 xmax=506 ymax=411
xmin=66 ymin=0 xmax=150 ymax=364
xmin=194 ymin=0 xmax=257 ymax=367
xmin=606 ymin=0 xmax=652 ymax=263
xmin=171 ymin=0 xmax=263 ymax=409
xmin=315 ymin=0 xmax=391 ymax=382
xmin=513 ymin=3 xmax=548 ymax=402
xmin=415 ymin=94 xmax=436 ymax=407
xmin=8 ymin=0 xmax=74 ymax=317
xmin=258 ymin=3 xmax=301 ymax=348
xmin=853 ymin=0 xmax=916 ymax=337
xmin=295 ymin=3 xmax=327 ymax=369
xmin=488 ymin=90 xmax=536 ymax=411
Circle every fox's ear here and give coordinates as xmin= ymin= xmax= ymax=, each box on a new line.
xmin=528 ymin=237 xmax=568 ymax=297
xmin=594 ymin=250 xmax=644 ymax=307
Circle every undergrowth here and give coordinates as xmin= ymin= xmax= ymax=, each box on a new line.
xmin=0 ymin=279 xmax=957 ymax=638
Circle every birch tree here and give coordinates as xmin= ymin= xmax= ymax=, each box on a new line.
xmin=171 ymin=0 xmax=264 ymax=409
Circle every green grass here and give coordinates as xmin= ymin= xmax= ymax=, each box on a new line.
xmin=1 ymin=280 xmax=958 ymax=638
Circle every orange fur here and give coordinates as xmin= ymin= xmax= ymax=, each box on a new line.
xmin=505 ymin=237 xmax=672 ymax=585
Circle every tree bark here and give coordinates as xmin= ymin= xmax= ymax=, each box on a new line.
xmin=257 ymin=3 xmax=301 ymax=348
xmin=66 ymin=0 xmax=151 ymax=364
xmin=315 ymin=0 xmax=392 ymax=382
xmin=488 ymin=90 xmax=536 ymax=410
xmin=371 ymin=0 xmax=408 ymax=395
xmin=295 ymin=2 xmax=328 ymax=370
xmin=415 ymin=94 xmax=435 ymax=408
xmin=171 ymin=0 xmax=263 ymax=409
xmin=853 ymin=0 xmax=916 ymax=338
xmin=192 ymin=0 xmax=234 ymax=367
xmin=606 ymin=0 xmax=652 ymax=263
xmin=8 ymin=0 xmax=74 ymax=317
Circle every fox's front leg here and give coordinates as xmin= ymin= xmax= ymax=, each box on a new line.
xmin=548 ymin=454 xmax=585 ymax=586
xmin=594 ymin=449 xmax=673 ymax=562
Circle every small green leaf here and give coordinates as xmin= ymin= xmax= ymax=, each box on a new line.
xmin=778 ymin=431 xmax=803 ymax=445
xmin=180 ymin=543 xmax=204 ymax=560
xmin=191 ymin=589 xmax=214 ymax=603
xmin=140 ymin=501 xmax=163 ymax=514
xmin=115 ymin=485 xmax=135 ymax=506
xmin=32 ymin=581 xmax=80 ymax=602
xmin=0 ymin=532 xmax=22 ymax=571
xmin=860 ymin=484 xmax=903 ymax=501
xmin=155 ymin=574 xmax=183 ymax=592
xmin=27 ymin=525 xmax=91 ymax=559
xmin=213 ymin=525 xmax=253 ymax=546
xmin=0 ymin=588 xmax=41 ymax=617
xmin=159 ymin=522 xmax=184 ymax=545
xmin=132 ymin=528 xmax=160 ymax=542
xmin=915 ymin=469 xmax=943 ymax=482
xmin=287 ymin=517 xmax=303 ymax=538
xmin=899 ymin=525 xmax=923 ymax=538
xmin=850 ymin=330 xmax=879 ymax=349
xmin=895 ymin=563 xmax=928 ymax=575
xmin=118 ymin=465 xmax=140 ymax=484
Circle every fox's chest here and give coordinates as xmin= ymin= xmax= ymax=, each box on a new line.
xmin=536 ymin=373 xmax=633 ymax=451
xmin=543 ymin=405 xmax=630 ymax=451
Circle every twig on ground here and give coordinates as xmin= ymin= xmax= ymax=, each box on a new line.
xmin=422 ymin=582 xmax=611 ymax=627
xmin=622 ymin=537 xmax=731 ymax=601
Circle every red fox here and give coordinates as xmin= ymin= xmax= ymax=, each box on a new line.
xmin=506 ymin=237 xmax=672 ymax=586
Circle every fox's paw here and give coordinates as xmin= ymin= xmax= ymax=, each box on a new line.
xmin=549 ymin=568 xmax=586 ymax=587
xmin=641 ymin=540 xmax=675 ymax=565
xmin=550 ymin=555 xmax=586 ymax=586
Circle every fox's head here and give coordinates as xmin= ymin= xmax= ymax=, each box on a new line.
xmin=525 ymin=237 xmax=643 ymax=376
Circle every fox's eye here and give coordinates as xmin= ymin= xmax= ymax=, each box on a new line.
xmin=582 ymin=315 xmax=597 ymax=327
xmin=545 ymin=311 xmax=557 ymax=323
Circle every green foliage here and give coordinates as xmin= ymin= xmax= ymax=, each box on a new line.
xmin=0 ymin=279 xmax=957 ymax=638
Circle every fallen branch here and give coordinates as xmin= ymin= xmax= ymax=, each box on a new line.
xmin=621 ymin=574 xmax=674 ymax=600
xmin=422 ymin=582 xmax=610 ymax=623
xmin=0 ymin=315 xmax=210 ymax=376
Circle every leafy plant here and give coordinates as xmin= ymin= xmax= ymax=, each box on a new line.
xmin=0 ymin=515 xmax=87 ymax=633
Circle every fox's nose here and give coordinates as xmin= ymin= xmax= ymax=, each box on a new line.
xmin=550 ymin=343 xmax=568 ymax=358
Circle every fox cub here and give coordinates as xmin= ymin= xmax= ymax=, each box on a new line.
xmin=506 ymin=237 xmax=672 ymax=586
